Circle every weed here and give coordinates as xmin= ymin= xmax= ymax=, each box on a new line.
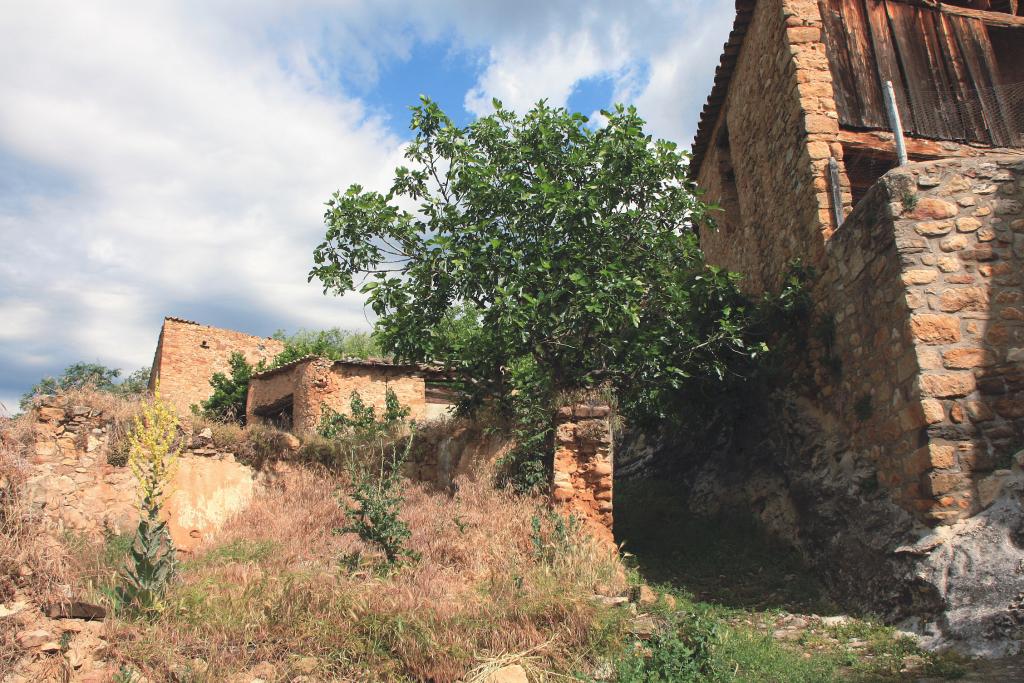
xmin=340 ymin=433 xmax=419 ymax=567
xmin=114 ymin=390 xmax=180 ymax=615
xmin=329 ymin=389 xmax=420 ymax=567
xmin=530 ymin=511 xmax=581 ymax=565
xmin=186 ymin=539 xmax=278 ymax=568
xmin=613 ymin=623 xmax=710 ymax=682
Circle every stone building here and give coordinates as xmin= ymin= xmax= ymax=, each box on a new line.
xmin=246 ymin=356 xmax=456 ymax=434
xmin=686 ymin=0 xmax=1023 ymax=650
xmin=149 ymin=317 xmax=284 ymax=417
xmin=693 ymin=0 xmax=1023 ymax=526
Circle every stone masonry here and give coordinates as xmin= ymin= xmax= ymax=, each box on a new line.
xmin=801 ymin=156 xmax=1024 ymax=524
xmin=246 ymin=356 xmax=447 ymax=435
xmin=552 ymin=402 xmax=614 ymax=546
xmin=149 ymin=317 xmax=284 ymax=417
xmin=696 ymin=0 xmax=842 ymax=295
xmin=692 ymin=0 xmax=1024 ymax=526
xmin=26 ymin=396 xmax=266 ymax=553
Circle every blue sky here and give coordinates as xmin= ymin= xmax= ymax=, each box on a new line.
xmin=0 ymin=1 xmax=735 ymax=414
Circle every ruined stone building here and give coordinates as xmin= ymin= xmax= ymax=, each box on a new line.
xmin=149 ymin=317 xmax=285 ymax=417
xmin=148 ymin=316 xmax=455 ymax=429
xmin=689 ymin=0 xmax=1023 ymax=650
xmin=246 ymin=356 xmax=456 ymax=434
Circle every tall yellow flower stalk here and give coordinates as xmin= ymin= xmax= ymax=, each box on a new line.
xmin=127 ymin=389 xmax=181 ymax=516
xmin=116 ymin=387 xmax=181 ymax=614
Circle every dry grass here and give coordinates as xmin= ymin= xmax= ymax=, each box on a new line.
xmin=3 ymin=389 xmax=627 ymax=681
xmin=190 ymin=415 xmax=297 ymax=469
xmin=0 ymin=425 xmax=77 ymax=672
xmin=110 ymin=464 xmax=628 ymax=682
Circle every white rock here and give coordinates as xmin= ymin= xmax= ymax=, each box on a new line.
xmin=483 ymin=664 xmax=528 ymax=683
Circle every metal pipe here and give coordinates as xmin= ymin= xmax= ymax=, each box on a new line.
xmin=828 ymin=157 xmax=844 ymax=228
xmin=884 ymin=80 xmax=908 ymax=166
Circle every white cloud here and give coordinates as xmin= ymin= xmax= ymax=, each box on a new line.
xmin=0 ymin=1 xmax=401 ymax=387
xmin=0 ymin=301 xmax=47 ymax=341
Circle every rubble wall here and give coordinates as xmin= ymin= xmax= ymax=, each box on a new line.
xmin=26 ymin=397 xmax=265 ymax=553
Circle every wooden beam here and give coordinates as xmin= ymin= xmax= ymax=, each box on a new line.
xmin=836 ymin=128 xmax=1014 ymax=159
xmin=887 ymin=0 xmax=1024 ymax=26
xmin=940 ymin=3 xmax=1024 ymax=27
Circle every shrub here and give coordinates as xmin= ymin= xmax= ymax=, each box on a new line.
xmin=322 ymin=389 xmax=419 ymax=566
xmin=340 ymin=433 xmax=419 ymax=567
xmin=199 ymin=352 xmax=263 ymax=425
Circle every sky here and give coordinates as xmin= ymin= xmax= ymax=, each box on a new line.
xmin=0 ymin=0 xmax=735 ymax=415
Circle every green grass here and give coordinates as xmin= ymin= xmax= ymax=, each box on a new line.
xmin=184 ymin=539 xmax=279 ymax=568
xmin=612 ymin=479 xmax=966 ymax=682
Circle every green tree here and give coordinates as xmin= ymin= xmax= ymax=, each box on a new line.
xmin=21 ymin=362 xmax=122 ymax=409
xmin=199 ymin=352 xmax=262 ymax=424
xmin=20 ymin=362 xmax=152 ymax=411
xmin=117 ymin=367 xmax=152 ymax=396
xmin=310 ymin=99 xmax=765 ymax=486
xmin=271 ymin=327 xmax=380 ymax=367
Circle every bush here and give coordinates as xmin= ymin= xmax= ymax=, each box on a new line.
xmin=199 ymin=352 xmax=263 ymax=425
xmin=325 ymin=389 xmax=418 ymax=566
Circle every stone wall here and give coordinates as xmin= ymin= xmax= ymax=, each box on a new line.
xmin=808 ymin=165 xmax=928 ymax=519
xmin=861 ymin=156 xmax=1023 ymax=523
xmin=406 ymin=420 xmax=514 ymax=489
xmin=150 ymin=317 xmax=284 ymax=417
xmin=247 ymin=358 xmax=433 ymax=435
xmin=697 ymin=0 xmax=844 ymax=294
xmin=26 ymin=397 xmax=266 ymax=553
xmin=796 ymin=156 xmax=1024 ymax=525
xmin=552 ymin=403 xmax=614 ymax=546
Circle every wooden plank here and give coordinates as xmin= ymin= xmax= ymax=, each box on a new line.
xmin=865 ymin=0 xmax=915 ymax=130
xmin=936 ymin=13 xmax=990 ymax=141
xmin=948 ymin=15 xmax=1016 ymax=145
xmin=819 ymin=0 xmax=864 ymax=127
xmin=837 ymin=128 xmax=993 ymax=159
xmin=886 ymin=1 xmax=955 ymax=139
xmin=918 ymin=7 xmax=968 ymax=139
xmin=938 ymin=3 xmax=1024 ymax=27
xmin=845 ymin=0 xmax=889 ymax=127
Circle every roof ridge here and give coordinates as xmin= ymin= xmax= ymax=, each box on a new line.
xmin=690 ymin=0 xmax=756 ymax=178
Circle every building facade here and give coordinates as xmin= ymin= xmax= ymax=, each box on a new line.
xmin=692 ymin=0 xmax=1023 ymax=525
xmin=246 ymin=356 xmax=455 ymax=434
xmin=149 ymin=317 xmax=284 ymax=417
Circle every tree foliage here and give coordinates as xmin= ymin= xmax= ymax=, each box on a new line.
xmin=20 ymin=362 xmax=151 ymax=410
xmin=310 ymin=98 xmax=790 ymax=485
xmin=271 ymin=327 xmax=380 ymax=367
xmin=199 ymin=352 xmax=262 ymax=424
